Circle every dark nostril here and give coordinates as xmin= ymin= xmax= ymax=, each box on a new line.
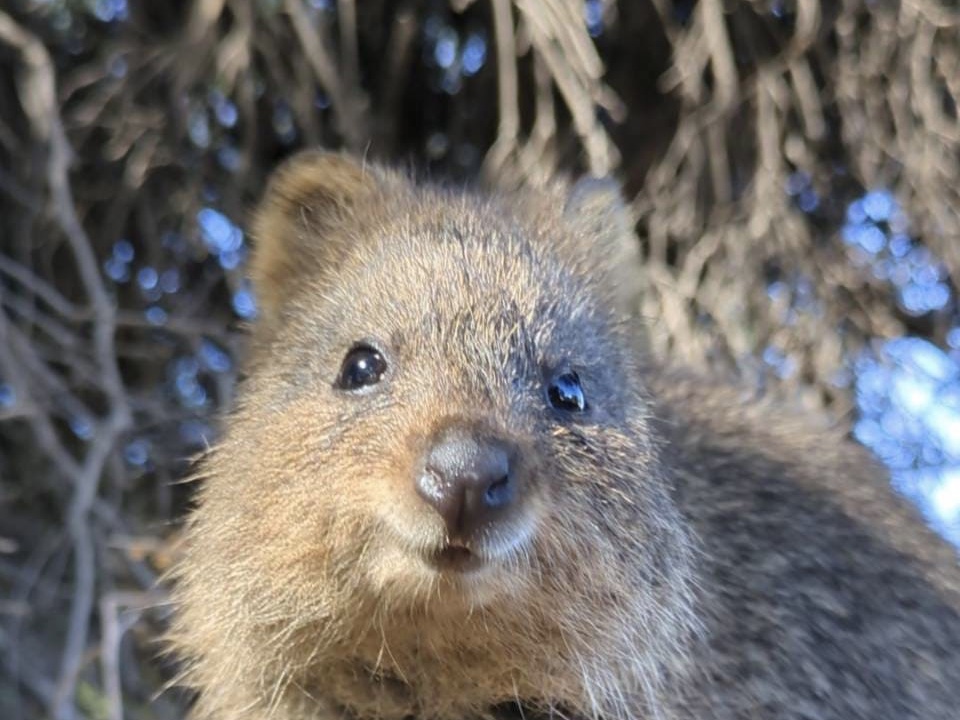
xmin=484 ymin=475 xmax=513 ymax=508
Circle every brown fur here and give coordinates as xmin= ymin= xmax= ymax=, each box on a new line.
xmin=171 ymin=151 xmax=960 ymax=720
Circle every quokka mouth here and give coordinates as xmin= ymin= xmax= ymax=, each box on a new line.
xmin=428 ymin=544 xmax=484 ymax=573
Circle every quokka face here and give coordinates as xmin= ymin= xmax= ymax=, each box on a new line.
xmin=171 ymin=151 xmax=700 ymax=720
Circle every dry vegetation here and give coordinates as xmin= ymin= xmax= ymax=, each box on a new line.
xmin=0 ymin=1 xmax=958 ymax=718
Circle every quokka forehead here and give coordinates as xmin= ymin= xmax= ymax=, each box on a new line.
xmin=320 ymin=265 xmax=616 ymax=375
xmin=336 ymin=223 xmax=602 ymax=316
xmin=250 ymin=149 xmax=640 ymax=328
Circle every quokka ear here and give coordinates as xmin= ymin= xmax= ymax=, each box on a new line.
xmin=249 ymin=150 xmax=382 ymax=322
xmin=563 ymin=176 xmax=643 ymax=313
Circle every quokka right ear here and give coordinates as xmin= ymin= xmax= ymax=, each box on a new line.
xmin=562 ymin=176 xmax=643 ymax=315
xmin=249 ymin=150 xmax=382 ymax=322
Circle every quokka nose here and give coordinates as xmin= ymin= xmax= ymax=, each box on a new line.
xmin=416 ymin=433 xmax=516 ymax=542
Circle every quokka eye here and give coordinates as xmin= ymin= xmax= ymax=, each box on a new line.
xmin=336 ymin=344 xmax=388 ymax=391
xmin=547 ymin=370 xmax=587 ymax=413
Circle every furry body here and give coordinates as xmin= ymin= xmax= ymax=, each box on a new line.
xmin=172 ymin=152 xmax=960 ymax=720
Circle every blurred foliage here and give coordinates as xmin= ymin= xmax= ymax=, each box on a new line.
xmin=0 ymin=0 xmax=958 ymax=718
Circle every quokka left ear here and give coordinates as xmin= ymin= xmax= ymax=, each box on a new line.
xmin=249 ymin=150 xmax=384 ymax=322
